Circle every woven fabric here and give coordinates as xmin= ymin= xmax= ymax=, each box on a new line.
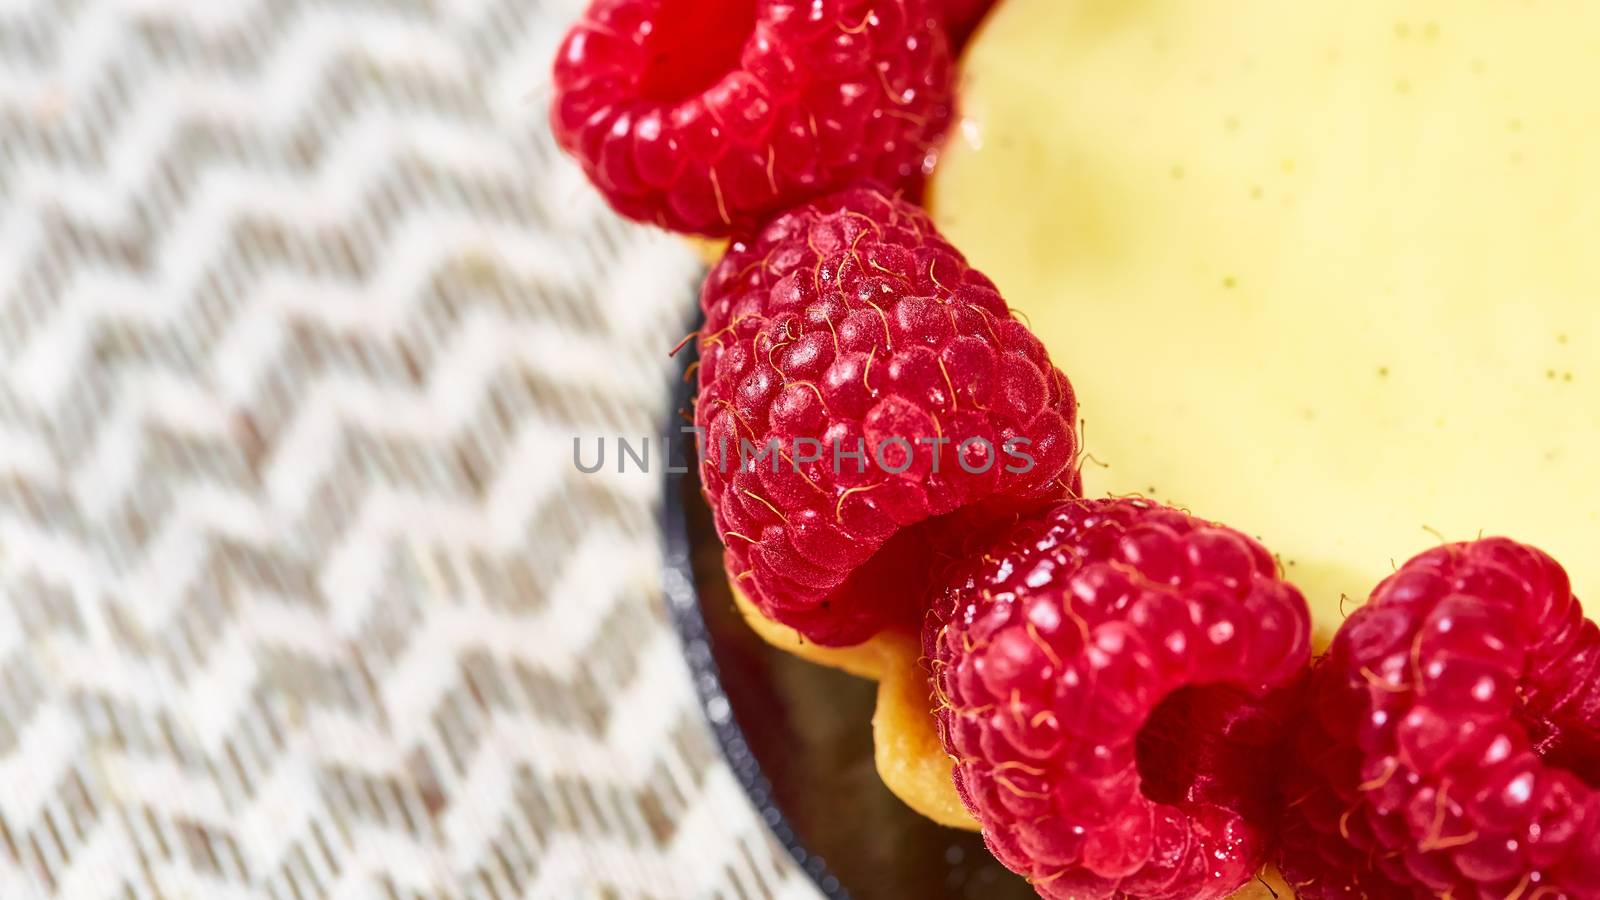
xmin=0 ymin=1 xmax=817 ymax=897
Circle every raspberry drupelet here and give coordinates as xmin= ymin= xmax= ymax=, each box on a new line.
xmin=550 ymin=0 xmax=954 ymax=235
xmin=1278 ymin=538 xmax=1600 ymax=900
xmin=925 ymin=498 xmax=1313 ymax=900
xmin=694 ymin=186 xmax=1079 ymax=647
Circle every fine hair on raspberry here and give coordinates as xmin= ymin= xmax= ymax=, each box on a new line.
xmin=925 ymin=497 xmax=1313 ymax=900
xmin=1278 ymin=538 xmax=1600 ymax=899
xmin=694 ymin=186 xmax=1079 ymax=646
xmin=551 ymin=0 xmax=955 ymax=235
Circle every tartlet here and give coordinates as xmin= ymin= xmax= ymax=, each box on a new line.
xmin=725 ymin=1 xmax=1600 ymax=896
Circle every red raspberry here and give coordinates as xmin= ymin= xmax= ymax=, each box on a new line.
xmin=550 ymin=0 xmax=954 ymax=236
xmin=940 ymin=0 xmax=995 ymax=48
xmin=1278 ymin=539 xmax=1600 ymax=899
xmin=695 ymin=186 xmax=1079 ymax=646
xmin=925 ymin=498 xmax=1313 ymax=900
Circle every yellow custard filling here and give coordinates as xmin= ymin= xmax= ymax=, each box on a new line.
xmin=931 ymin=0 xmax=1600 ymax=645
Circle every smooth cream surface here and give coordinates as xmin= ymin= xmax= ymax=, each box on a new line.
xmin=931 ymin=0 xmax=1600 ymax=645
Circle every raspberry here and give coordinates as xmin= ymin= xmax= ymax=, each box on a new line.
xmin=550 ymin=0 xmax=955 ymax=236
xmin=1278 ymin=539 xmax=1600 ymax=899
xmin=940 ymin=0 xmax=995 ymax=48
xmin=695 ymin=186 xmax=1079 ymax=646
xmin=924 ymin=498 xmax=1313 ymax=900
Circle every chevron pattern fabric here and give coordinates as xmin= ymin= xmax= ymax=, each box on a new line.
xmin=0 ymin=1 xmax=820 ymax=897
